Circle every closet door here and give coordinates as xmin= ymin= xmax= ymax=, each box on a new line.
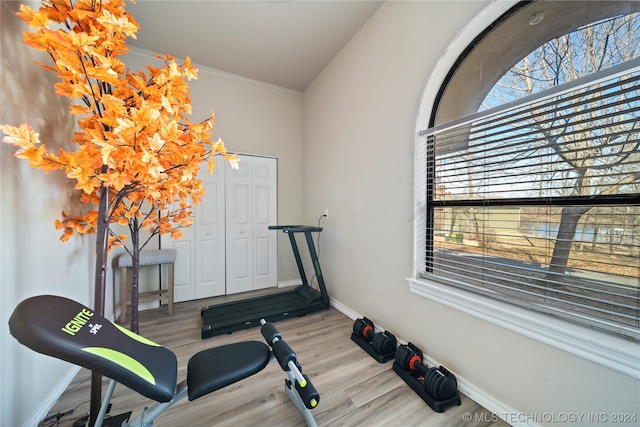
xmin=194 ymin=162 xmax=226 ymax=299
xmin=163 ymin=160 xmax=226 ymax=302
xmin=226 ymin=155 xmax=278 ymax=294
xmin=252 ymin=156 xmax=278 ymax=290
xmin=164 ymin=200 xmax=195 ymax=302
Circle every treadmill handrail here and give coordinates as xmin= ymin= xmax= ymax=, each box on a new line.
xmin=268 ymin=225 xmax=323 ymax=233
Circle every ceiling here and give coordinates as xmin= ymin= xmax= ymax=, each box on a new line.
xmin=125 ymin=0 xmax=385 ymax=92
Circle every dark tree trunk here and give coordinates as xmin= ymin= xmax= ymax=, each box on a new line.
xmin=591 ymin=219 xmax=599 ymax=250
xmin=90 ymin=185 xmax=109 ymax=426
xmin=546 ymin=205 xmax=591 ymax=284
xmin=130 ymin=220 xmax=140 ymax=334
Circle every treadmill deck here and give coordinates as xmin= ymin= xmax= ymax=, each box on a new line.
xmin=201 ymin=225 xmax=330 ymax=339
xmin=201 ymin=285 xmax=327 ymax=338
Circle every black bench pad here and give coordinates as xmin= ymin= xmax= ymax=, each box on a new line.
xmin=187 ymin=341 xmax=270 ymax=401
xmin=8 ymin=295 xmax=177 ymax=403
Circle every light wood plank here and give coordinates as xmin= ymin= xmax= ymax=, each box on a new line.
xmin=39 ymin=296 xmax=510 ymax=426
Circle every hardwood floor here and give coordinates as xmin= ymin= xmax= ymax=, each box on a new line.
xmin=41 ymin=296 xmax=509 ymax=427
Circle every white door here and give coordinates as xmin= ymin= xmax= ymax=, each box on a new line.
xmin=194 ymin=162 xmax=226 ymax=299
xmin=163 ymin=160 xmax=226 ymax=302
xmin=163 ymin=197 xmax=194 ymax=303
xmin=226 ymin=155 xmax=278 ymax=294
xmin=164 ymin=155 xmax=277 ymax=301
xmin=251 ymin=156 xmax=278 ymax=290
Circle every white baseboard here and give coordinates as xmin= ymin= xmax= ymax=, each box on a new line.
xmin=278 ymin=279 xmax=300 ymax=288
xmin=23 ymin=365 xmax=80 ymax=427
xmin=455 ymin=378 xmax=540 ymax=427
xmin=328 ymin=296 xmax=537 ymax=427
xmin=328 ymin=298 xmax=360 ymax=320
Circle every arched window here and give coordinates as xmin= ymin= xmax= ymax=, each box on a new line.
xmin=420 ymin=1 xmax=640 ymax=339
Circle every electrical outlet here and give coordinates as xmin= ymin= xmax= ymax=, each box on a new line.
xmin=323 ymin=209 xmax=329 ymax=219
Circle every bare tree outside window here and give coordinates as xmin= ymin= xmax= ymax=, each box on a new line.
xmin=425 ymin=10 xmax=640 ymax=335
xmin=480 ymin=13 xmax=640 ymax=280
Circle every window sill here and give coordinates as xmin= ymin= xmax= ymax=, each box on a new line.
xmin=407 ymin=277 xmax=640 ymax=380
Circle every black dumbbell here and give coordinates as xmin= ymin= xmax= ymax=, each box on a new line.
xmin=395 ymin=342 xmax=424 ymax=372
xmin=353 ymin=318 xmax=397 ymax=356
xmin=352 ymin=317 xmax=374 ymax=341
xmin=371 ymin=330 xmax=396 ymax=355
xmin=395 ymin=343 xmax=457 ymax=401
xmin=424 ymin=366 xmax=457 ymax=401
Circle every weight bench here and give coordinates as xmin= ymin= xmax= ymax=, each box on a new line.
xmin=9 ymin=295 xmax=320 ymax=427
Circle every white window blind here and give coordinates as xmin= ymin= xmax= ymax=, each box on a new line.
xmin=420 ymin=59 xmax=640 ymax=339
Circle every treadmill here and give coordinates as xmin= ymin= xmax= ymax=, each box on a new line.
xmin=201 ymin=225 xmax=330 ymax=339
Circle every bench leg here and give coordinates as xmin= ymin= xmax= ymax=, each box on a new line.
xmin=119 ymin=262 xmax=174 ymax=323
xmin=119 ymin=267 xmax=129 ymax=324
xmin=168 ymin=263 xmax=174 ymax=316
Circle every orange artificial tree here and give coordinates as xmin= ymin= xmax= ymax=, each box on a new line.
xmin=1 ymin=0 xmax=236 ymax=423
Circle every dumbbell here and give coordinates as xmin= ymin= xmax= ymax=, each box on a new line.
xmin=395 ymin=343 xmax=457 ymax=401
xmin=353 ymin=317 xmax=397 ymax=355
xmin=352 ymin=317 xmax=374 ymax=341
xmin=371 ymin=330 xmax=397 ymax=355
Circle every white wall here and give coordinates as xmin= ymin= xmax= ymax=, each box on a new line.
xmin=1 ymin=2 xmax=95 ymax=425
xmin=303 ymin=1 xmax=639 ymax=426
